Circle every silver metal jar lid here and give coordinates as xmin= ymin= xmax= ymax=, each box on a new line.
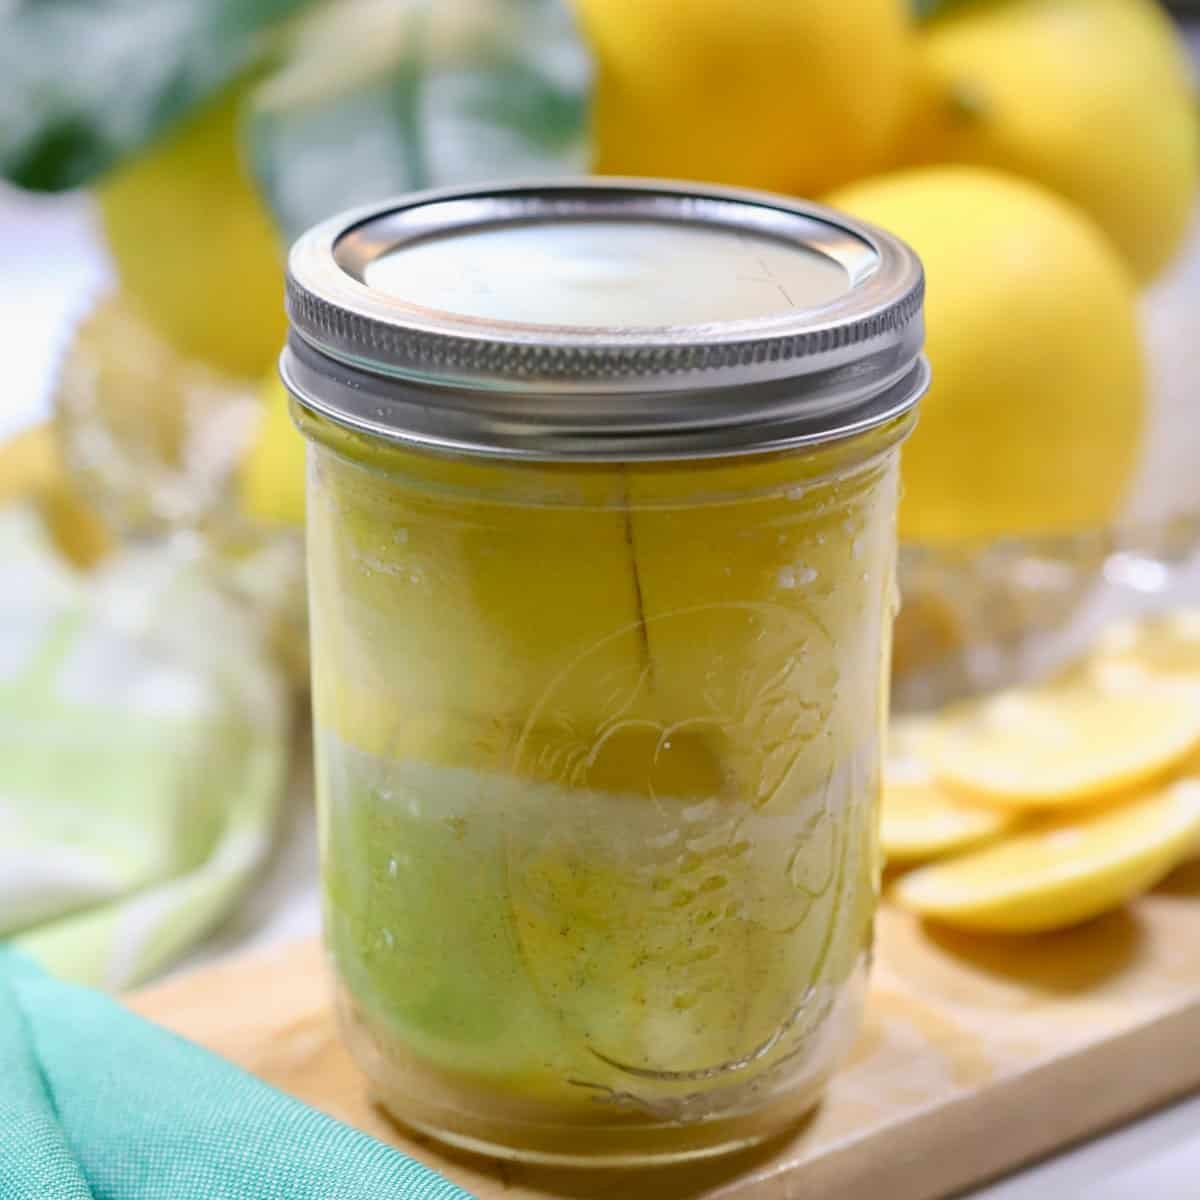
xmin=281 ymin=179 xmax=928 ymax=461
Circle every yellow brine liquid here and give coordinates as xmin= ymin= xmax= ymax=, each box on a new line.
xmin=302 ymin=407 xmax=908 ymax=1163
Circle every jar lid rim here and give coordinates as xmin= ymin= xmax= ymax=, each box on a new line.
xmin=283 ymin=178 xmax=928 ymax=459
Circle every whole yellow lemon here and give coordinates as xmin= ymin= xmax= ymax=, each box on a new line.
xmin=240 ymin=371 xmax=305 ymax=527
xmin=97 ymin=86 xmax=287 ymax=379
xmin=829 ymin=167 xmax=1146 ymax=544
xmin=577 ymin=0 xmax=915 ymax=197
xmin=904 ymin=0 xmax=1199 ymax=283
xmin=0 ymin=424 xmax=111 ymax=566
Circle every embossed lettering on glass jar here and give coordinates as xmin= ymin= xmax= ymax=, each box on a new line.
xmin=282 ymin=180 xmax=927 ymax=1167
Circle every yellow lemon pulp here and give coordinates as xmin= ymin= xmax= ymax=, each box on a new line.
xmin=894 ymin=780 xmax=1200 ymax=933
xmin=830 ymin=167 xmax=1146 ymax=545
xmin=905 ymin=0 xmax=1200 ymax=284
xmin=926 ymin=671 xmax=1200 ymax=809
xmin=578 ymin=0 xmax=915 ymax=197
xmin=97 ymin=85 xmax=287 ymax=379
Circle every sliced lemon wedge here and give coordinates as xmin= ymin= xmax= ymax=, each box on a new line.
xmin=882 ymin=716 xmax=1018 ymax=863
xmin=882 ymin=782 xmax=1020 ymax=866
xmin=893 ymin=780 xmax=1200 ymax=933
xmin=925 ymin=672 xmax=1200 ymax=809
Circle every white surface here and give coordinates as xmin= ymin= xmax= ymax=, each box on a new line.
xmin=972 ymin=1093 xmax=1200 ymax=1200
xmin=2 ymin=176 xmax=1199 ymax=1198
xmin=0 ymin=184 xmax=108 ymax=440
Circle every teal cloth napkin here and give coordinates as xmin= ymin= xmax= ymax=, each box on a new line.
xmin=0 ymin=950 xmax=475 ymax=1200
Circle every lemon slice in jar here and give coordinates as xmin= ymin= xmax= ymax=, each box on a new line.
xmin=925 ymin=672 xmax=1200 ymax=809
xmin=882 ymin=718 xmax=1018 ymax=864
xmin=893 ymin=780 xmax=1200 ymax=934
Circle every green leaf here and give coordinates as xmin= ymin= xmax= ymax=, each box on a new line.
xmin=0 ymin=0 xmax=316 ymax=191
xmin=245 ymin=0 xmax=591 ymax=241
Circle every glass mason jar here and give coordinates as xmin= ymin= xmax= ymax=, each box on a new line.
xmin=282 ymin=181 xmax=927 ymax=1166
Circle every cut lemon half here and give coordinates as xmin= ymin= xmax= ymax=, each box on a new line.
xmin=893 ymin=780 xmax=1200 ymax=934
xmin=926 ymin=674 xmax=1200 ymax=809
xmin=883 ymin=716 xmax=1018 ymax=863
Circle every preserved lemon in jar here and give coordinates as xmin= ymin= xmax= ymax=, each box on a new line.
xmin=283 ymin=182 xmax=927 ymax=1165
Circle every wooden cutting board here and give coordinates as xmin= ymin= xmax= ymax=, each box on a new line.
xmin=130 ymin=869 xmax=1200 ymax=1200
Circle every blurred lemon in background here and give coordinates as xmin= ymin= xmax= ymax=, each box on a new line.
xmin=0 ymin=423 xmax=59 ymax=506
xmin=904 ymin=0 xmax=1199 ymax=284
xmin=97 ymin=86 xmax=287 ymax=380
xmin=831 ymin=166 xmax=1146 ymax=544
xmin=0 ymin=425 xmax=110 ymax=567
xmin=578 ymin=0 xmax=915 ymax=197
xmin=241 ymin=372 xmax=305 ymax=527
